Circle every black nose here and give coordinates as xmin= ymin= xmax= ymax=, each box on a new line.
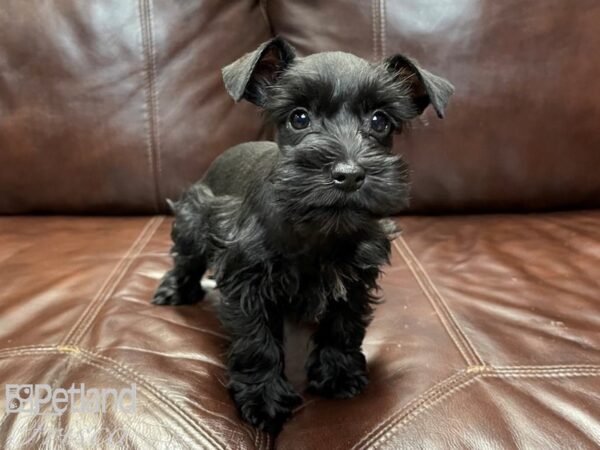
xmin=331 ymin=162 xmax=366 ymax=191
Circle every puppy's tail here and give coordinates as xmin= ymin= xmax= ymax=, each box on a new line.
xmin=166 ymin=198 xmax=177 ymax=212
xmin=170 ymin=180 xmax=243 ymax=257
xmin=168 ymin=183 xmax=215 ymax=213
xmin=166 ymin=182 xmax=214 ymax=250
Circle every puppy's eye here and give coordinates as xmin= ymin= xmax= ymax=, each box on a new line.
xmin=289 ymin=109 xmax=310 ymax=130
xmin=370 ymin=111 xmax=391 ymax=134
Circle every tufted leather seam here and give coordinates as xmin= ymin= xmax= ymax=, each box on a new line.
xmin=395 ymin=236 xmax=484 ymax=364
xmin=76 ymin=347 xmax=230 ymax=448
xmin=371 ymin=375 xmax=480 ymax=449
xmin=137 ymin=0 xmax=156 ymax=212
xmin=68 ymin=217 xmax=162 ymax=345
xmin=394 ymin=237 xmax=484 ymax=366
xmin=0 ymin=345 xmax=57 ymax=358
xmin=258 ymin=429 xmax=271 ymax=450
xmin=138 ymin=0 xmax=163 ymax=213
xmin=147 ymin=0 xmax=163 ymax=211
xmin=0 ymin=348 xmax=76 ymax=439
xmin=392 ymin=238 xmax=474 ymax=364
xmin=1 ymin=349 xmax=597 ymax=448
xmin=485 ymin=371 xmax=600 ymax=378
xmin=2 ymin=346 xmax=596 ymax=374
xmin=380 ymin=0 xmax=386 ymax=58
xmin=0 ymin=414 xmax=7 ymax=441
xmin=254 ymin=429 xmax=260 ymax=449
xmin=0 ymin=347 xmax=227 ymax=449
xmin=351 ymin=370 xmax=474 ymax=449
xmin=492 ymin=364 xmax=600 ymax=371
xmin=60 ymin=218 xmax=159 ymax=345
xmin=50 ymin=353 xmax=78 ymax=444
xmin=256 ymin=428 xmax=267 ymax=450
xmin=62 ymin=217 xmax=162 ymax=346
xmin=0 ymin=347 xmax=75 ymax=438
xmin=60 ymin=218 xmax=158 ymax=345
xmin=371 ymin=0 xmax=379 ymax=61
xmin=258 ymin=0 xmax=274 ymax=37
xmin=369 ymin=366 xmax=600 ymax=448
xmin=70 ymin=353 xmax=225 ymax=449
xmin=487 ymin=366 xmax=600 ymax=377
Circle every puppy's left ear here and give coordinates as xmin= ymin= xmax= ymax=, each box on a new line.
xmin=222 ymin=36 xmax=296 ymax=106
xmin=385 ymin=54 xmax=454 ymax=118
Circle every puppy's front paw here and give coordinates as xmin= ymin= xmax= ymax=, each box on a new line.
xmin=152 ymin=271 xmax=204 ymax=305
xmin=307 ymin=348 xmax=368 ymax=399
xmin=230 ymin=377 xmax=302 ymax=434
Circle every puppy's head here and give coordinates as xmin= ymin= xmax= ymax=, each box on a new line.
xmin=222 ymin=37 xmax=453 ymax=233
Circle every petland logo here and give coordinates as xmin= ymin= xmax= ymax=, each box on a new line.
xmin=5 ymin=383 xmax=137 ymax=415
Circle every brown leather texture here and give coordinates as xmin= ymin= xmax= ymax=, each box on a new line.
xmin=1 ymin=1 xmax=599 ymax=449
xmin=0 ymin=212 xmax=598 ymax=448
xmin=1 ymin=0 xmax=600 ymax=213
xmin=267 ymin=0 xmax=600 ymax=213
xmin=0 ymin=0 xmax=271 ymax=214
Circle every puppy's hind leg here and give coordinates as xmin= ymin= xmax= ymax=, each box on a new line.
xmin=153 ymin=187 xmax=212 ymax=306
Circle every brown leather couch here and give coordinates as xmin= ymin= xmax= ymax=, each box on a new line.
xmin=1 ymin=1 xmax=599 ymax=448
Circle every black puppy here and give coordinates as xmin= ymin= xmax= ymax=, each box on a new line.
xmin=153 ymin=37 xmax=453 ymax=433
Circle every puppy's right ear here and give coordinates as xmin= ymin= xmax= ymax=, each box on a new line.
xmin=222 ymin=37 xmax=296 ymax=106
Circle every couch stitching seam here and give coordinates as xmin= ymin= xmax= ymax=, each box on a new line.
xmin=137 ymin=0 xmax=157 ymax=211
xmin=488 ymin=366 xmax=600 ymax=376
xmin=395 ymin=236 xmax=484 ymax=364
xmin=76 ymin=347 xmax=226 ymax=448
xmin=147 ymin=0 xmax=163 ymax=211
xmin=351 ymin=370 xmax=473 ymax=449
xmin=70 ymin=352 xmax=224 ymax=449
xmin=372 ymin=376 xmax=479 ymax=449
xmin=69 ymin=217 xmax=162 ymax=345
xmin=372 ymin=367 xmax=600 ymax=449
xmin=255 ymin=429 xmax=264 ymax=450
xmin=0 ymin=345 xmax=57 ymax=358
xmin=360 ymin=365 xmax=600 ymax=449
xmin=0 ymin=414 xmax=7 ymax=440
xmin=64 ymin=218 xmax=161 ymax=346
xmin=138 ymin=0 xmax=162 ymax=213
xmin=60 ymin=218 xmax=158 ymax=345
xmin=2 ymin=347 xmax=597 ymax=373
xmin=485 ymin=371 xmax=600 ymax=378
xmin=0 ymin=349 xmax=78 ymax=439
xmin=380 ymin=0 xmax=386 ymax=58
xmin=493 ymin=364 xmax=600 ymax=371
xmin=371 ymin=0 xmax=379 ymax=61
xmin=396 ymin=237 xmax=485 ymax=364
xmin=0 ymin=348 xmax=76 ymax=437
xmin=403 ymin=237 xmax=485 ymax=364
xmin=258 ymin=0 xmax=274 ymax=37
xmin=393 ymin=237 xmax=479 ymax=365
xmin=1 ymin=349 xmax=597 ymax=448
xmin=0 ymin=347 xmax=227 ymax=449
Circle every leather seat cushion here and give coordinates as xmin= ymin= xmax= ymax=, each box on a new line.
xmin=0 ymin=212 xmax=598 ymax=448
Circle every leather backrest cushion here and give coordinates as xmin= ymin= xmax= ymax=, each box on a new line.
xmin=0 ymin=0 xmax=271 ymax=213
xmin=267 ymin=0 xmax=600 ymax=213
xmin=1 ymin=0 xmax=599 ymax=213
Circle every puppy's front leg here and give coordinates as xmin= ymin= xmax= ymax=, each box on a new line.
xmin=219 ymin=291 xmax=302 ymax=433
xmin=307 ymin=286 xmax=373 ymax=399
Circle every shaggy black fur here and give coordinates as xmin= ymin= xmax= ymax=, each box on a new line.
xmin=153 ymin=37 xmax=453 ymax=433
